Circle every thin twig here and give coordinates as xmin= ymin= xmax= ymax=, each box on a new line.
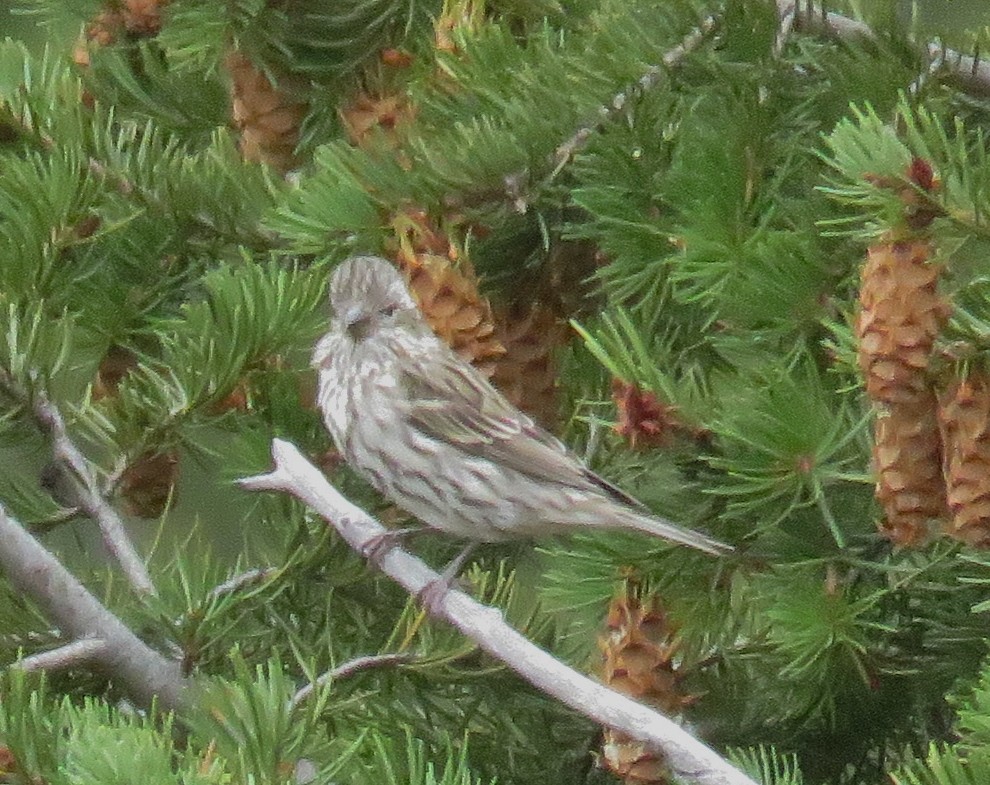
xmin=932 ymin=42 xmax=990 ymax=97
xmin=241 ymin=439 xmax=756 ymax=785
xmin=15 ymin=638 xmax=108 ymax=673
xmin=0 ymin=505 xmax=186 ymax=711
xmin=773 ymin=1 xmax=797 ymax=60
xmin=459 ymin=13 xmax=720 ymax=214
xmin=289 ymin=653 xmax=414 ymax=712
xmin=27 ymin=506 xmax=83 ymax=535
xmin=550 ymin=14 xmax=718 ymax=179
xmin=537 ymin=0 xmax=990 ymax=213
xmin=172 ymin=568 xmax=278 ymax=641
xmin=206 ymin=567 xmax=277 ymax=603
xmin=533 ymin=0 xmax=990 ymax=213
xmin=779 ymin=0 xmax=990 ymax=96
xmin=31 ymin=389 xmax=156 ymax=596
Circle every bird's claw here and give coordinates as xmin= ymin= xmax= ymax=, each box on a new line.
xmin=360 ymin=527 xmax=420 ymax=565
xmin=415 ymin=543 xmax=478 ymax=615
xmin=417 ymin=577 xmax=455 ymax=616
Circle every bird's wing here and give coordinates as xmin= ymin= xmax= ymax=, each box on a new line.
xmin=399 ymin=352 xmax=647 ymax=509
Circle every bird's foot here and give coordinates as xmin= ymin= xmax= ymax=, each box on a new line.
xmin=417 ymin=543 xmax=478 ymax=615
xmin=360 ymin=527 xmax=422 ymax=566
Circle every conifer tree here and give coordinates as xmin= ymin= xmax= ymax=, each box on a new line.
xmin=2 ymin=2 xmax=990 ymax=784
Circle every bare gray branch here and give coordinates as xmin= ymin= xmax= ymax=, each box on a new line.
xmin=31 ymin=390 xmax=156 ymax=596
xmin=289 ymin=653 xmax=414 ymax=711
xmin=241 ymin=440 xmax=757 ymax=785
xmin=0 ymin=505 xmax=185 ymax=711
xmin=15 ymin=638 xmax=108 ymax=673
xmin=780 ymin=1 xmax=990 ymax=96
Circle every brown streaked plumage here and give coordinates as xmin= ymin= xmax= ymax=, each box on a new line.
xmin=313 ymin=255 xmax=731 ymax=555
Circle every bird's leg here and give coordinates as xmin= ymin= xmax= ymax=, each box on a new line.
xmin=360 ymin=527 xmax=423 ymax=565
xmin=418 ymin=543 xmax=479 ymax=614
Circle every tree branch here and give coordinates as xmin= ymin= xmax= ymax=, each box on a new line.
xmin=15 ymin=638 xmax=108 ymax=673
xmin=206 ymin=567 xmax=277 ymax=602
xmin=0 ymin=505 xmax=186 ymax=711
xmin=546 ymin=13 xmax=717 ymax=188
xmin=289 ymin=653 xmax=414 ymax=712
xmin=241 ymin=440 xmax=756 ymax=785
xmin=779 ymin=0 xmax=990 ymax=96
xmin=31 ymin=389 xmax=156 ymax=596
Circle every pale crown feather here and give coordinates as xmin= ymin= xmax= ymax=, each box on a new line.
xmin=312 ymin=256 xmax=437 ymax=444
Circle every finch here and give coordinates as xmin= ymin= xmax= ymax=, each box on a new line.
xmin=313 ymin=255 xmax=731 ymax=556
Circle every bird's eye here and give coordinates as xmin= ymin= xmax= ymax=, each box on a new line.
xmin=379 ymin=303 xmax=398 ymax=318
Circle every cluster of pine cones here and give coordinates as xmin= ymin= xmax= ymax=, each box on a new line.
xmin=857 ymin=160 xmax=990 ymax=548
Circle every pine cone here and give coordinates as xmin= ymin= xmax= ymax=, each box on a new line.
xmin=599 ymin=589 xmax=695 ymax=784
xmin=92 ymin=344 xmax=139 ymax=401
xmin=402 ymin=252 xmax=505 ymax=376
xmin=118 ymin=450 xmax=179 ymax=518
xmin=391 ymin=210 xmax=505 ymax=377
xmin=483 ymin=239 xmax=598 ymax=427
xmin=380 ymin=48 xmax=414 ymax=69
xmin=857 ymin=237 xmax=952 ymax=546
xmin=121 ymin=0 xmax=169 ymax=36
xmin=73 ymin=1 xmax=168 ymax=69
xmin=226 ymin=49 xmax=308 ymax=173
xmin=857 ymin=240 xmax=950 ymax=405
xmin=601 ymin=737 xmax=670 ymax=785
xmin=490 ymin=303 xmax=567 ymax=428
xmin=0 ymin=746 xmax=17 ymax=777
xmin=209 ymin=380 xmax=250 ymax=414
xmin=938 ymin=374 xmax=990 ymax=546
xmin=874 ymin=393 xmax=947 ymax=547
xmin=542 ymin=238 xmax=602 ymax=320
xmin=83 ymin=8 xmax=125 ymax=47
xmin=73 ymin=9 xmax=125 ymax=70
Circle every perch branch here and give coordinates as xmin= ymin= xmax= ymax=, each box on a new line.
xmin=0 ymin=505 xmax=186 ymax=711
xmin=241 ymin=439 xmax=756 ymax=785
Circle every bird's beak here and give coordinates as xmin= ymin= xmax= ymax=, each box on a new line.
xmin=344 ymin=306 xmax=372 ymax=342
xmin=343 ymin=305 xmax=364 ymax=327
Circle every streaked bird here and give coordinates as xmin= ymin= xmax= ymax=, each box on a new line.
xmin=313 ymin=255 xmax=731 ymax=575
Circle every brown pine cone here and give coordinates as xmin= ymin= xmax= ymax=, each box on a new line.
xmin=857 ymin=240 xmax=950 ymax=405
xmin=118 ymin=449 xmax=179 ymax=518
xmin=490 ymin=303 xmax=567 ymax=428
xmin=599 ymin=588 xmax=695 ymax=784
xmin=226 ymin=49 xmax=308 ymax=173
xmin=938 ymin=374 xmax=990 ymax=546
xmin=874 ymin=393 xmax=947 ymax=547
xmin=390 ymin=209 xmax=505 ymax=377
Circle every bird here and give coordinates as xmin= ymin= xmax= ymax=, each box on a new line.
xmin=312 ymin=255 xmax=731 ymax=578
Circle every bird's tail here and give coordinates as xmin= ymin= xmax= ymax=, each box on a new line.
xmin=617 ymin=508 xmax=733 ymax=556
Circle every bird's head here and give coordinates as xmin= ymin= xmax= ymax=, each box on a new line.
xmin=313 ymin=255 xmax=426 ymax=369
xmin=329 ymin=255 xmax=418 ymax=340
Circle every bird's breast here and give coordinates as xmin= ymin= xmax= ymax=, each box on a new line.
xmin=317 ymin=354 xmax=401 ymax=446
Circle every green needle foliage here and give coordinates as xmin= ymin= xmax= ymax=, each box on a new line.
xmin=3 ymin=1 xmax=990 ymax=784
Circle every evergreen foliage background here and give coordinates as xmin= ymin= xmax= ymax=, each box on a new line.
xmin=1 ymin=1 xmax=990 ymax=783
